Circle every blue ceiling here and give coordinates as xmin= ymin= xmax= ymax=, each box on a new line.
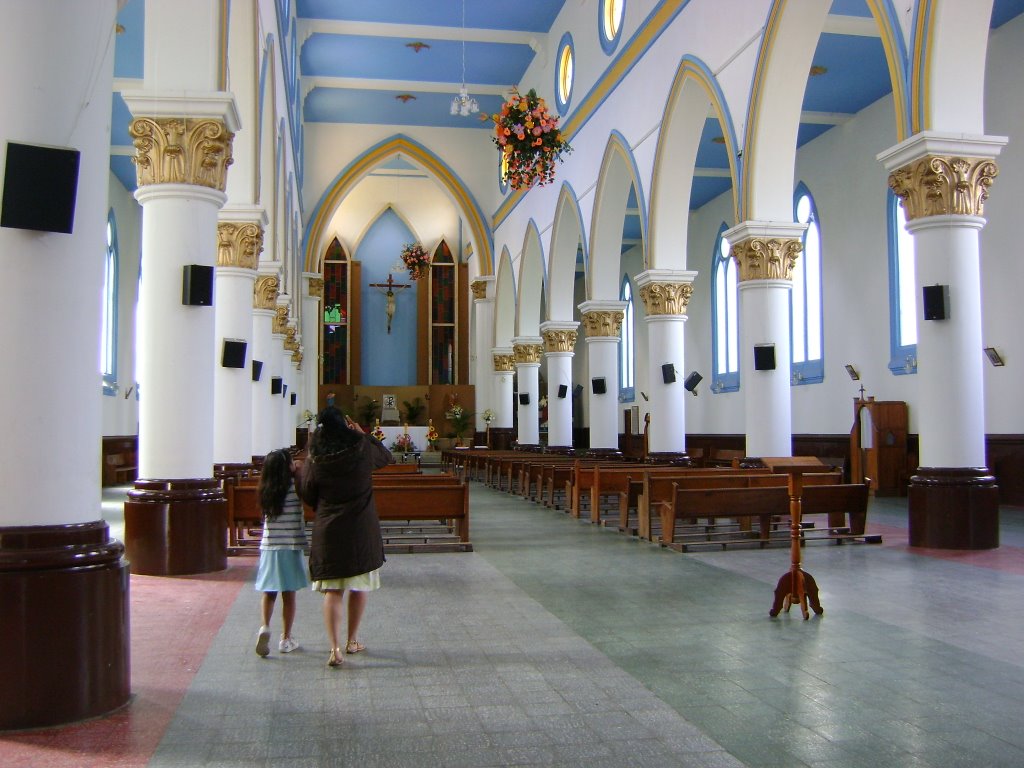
xmin=111 ymin=0 xmax=1024 ymax=213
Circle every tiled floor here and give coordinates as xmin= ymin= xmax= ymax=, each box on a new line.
xmin=3 ymin=483 xmax=1024 ymax=767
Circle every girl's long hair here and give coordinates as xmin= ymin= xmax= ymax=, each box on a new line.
xmin=258 ymin=448 xmax=293 ymax=519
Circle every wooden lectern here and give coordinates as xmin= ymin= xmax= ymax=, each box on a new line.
xmin=850 ymin=397 xmax=908 ymax=496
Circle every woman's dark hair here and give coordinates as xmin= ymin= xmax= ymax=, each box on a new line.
xmin=310 ymin=406 xmax=360 ymax=459
xmin=258 ymin=448 xmax=293 ymax=519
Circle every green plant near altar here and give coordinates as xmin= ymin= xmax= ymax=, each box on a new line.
xmin=445 ymin=404 xmax=474 ymax=439
xmin=402 ymin=397 xmax=426 ymax=425
xmin=357 ymin=396 xmax=379 ymax=427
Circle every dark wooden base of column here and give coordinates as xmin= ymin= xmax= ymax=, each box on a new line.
xmin=908 ymin=467 xmax=999 ymax=550
xmin=647 ymin=452 xmax=693 ymax=466
xmin=543 ymin=445 xmax=576 ymax=455
xmin=0 ymin=521 xmax=129 ymax=730
xmin=124 ymin=478 xmax=227 ymax=575
xmin=585 ymin=448 xmax=623 ymax=459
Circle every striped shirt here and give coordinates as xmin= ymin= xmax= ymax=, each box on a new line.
xmin=260 ymin=489 xmax=307 ymax=550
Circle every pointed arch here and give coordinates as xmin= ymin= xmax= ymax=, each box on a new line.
xmin=588 ymin=131 xmax=646 ymax=300
xmin=349 ymin=204 xmax=423 ymax=257
xmin=547 ymin=182 xmax=588 ymax=323
xmin=864 ymin=0 xmax=911 ymax=139
xmin=516 ymin=220 xmax=545 ymax=337
xmin=649 ymin=55 xmax=741 ymax=268
xmin=493 ymin=247 xmax=517 ymax=350
xmin=303 ymin=135 xmax=493 ymax=277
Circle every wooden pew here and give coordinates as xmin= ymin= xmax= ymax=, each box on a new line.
xmin=225 ymin=483 xmax=266 ymax=548
xmin=374 ymin=463 xmax=421 ymax=475
xmin=372 ymin=483 xmax=470 ymax=546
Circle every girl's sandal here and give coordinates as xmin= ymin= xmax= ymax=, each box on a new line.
xmin=345 ymin=640 xmax=366 ymax=654
xmin=327 ymin=648 xmax=344 ymax=667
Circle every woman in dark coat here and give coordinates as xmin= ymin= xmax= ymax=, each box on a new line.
xmin=297 ymin=406 xmax=394 ymax=667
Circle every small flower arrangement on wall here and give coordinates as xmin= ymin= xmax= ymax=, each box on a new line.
xmin=488 ymin=88 xmax=572 ymax=190
xmin=400 ymin=243 xmax=431 ymax=280
xmin=481 ymin=409 xmax=496 ymax=424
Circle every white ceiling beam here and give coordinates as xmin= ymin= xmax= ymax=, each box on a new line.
xmin=297 ymin=18 xmax=537 ymax=46
xmin=823 ymin=14 xmax=881 ymax=37
xmin=694 ymin=168 xmax=732 ymax=179
xmin=800 ymin=110 xmax=854 ymax=125
xmin=302 ymin=75 xmax=511 ymax=96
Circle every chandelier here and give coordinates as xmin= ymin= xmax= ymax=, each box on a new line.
xmin=450 ymin=0 xmax=478 ymax=116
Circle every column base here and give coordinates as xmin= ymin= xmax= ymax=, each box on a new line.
xmin=543 ymin=445 xmax=576 ymax=455
xmin=585 ymin=448 xmax=623 ymax=459
xmin=124 ymin=478 xmax=227 ymax=575
xmin=646 ymin=452 xmax=694 ymax=466
xmin=0 ymin=521 xmax=129 ymax=730
xmin=908 ymin=467 xmax=999 ymax=550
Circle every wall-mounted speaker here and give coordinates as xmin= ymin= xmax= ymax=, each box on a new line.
xmin=684 ymin=371 xmax=703 ymax=393
xmin=573 ymin=384 xmax=584 ymax=398
xmin=592 ymin=377 xmax=607 ymax=395
xmin=290 ymin=393 xmax=297 ymax=405
xmin=557 ymin=384 xmax=568 ymax=399
xmin=282 ymin=383 xmax=288 ymax=398
xmin=518 ymin=393 xmax=530 ymax=406
xmin=922 ymin=284 xmax=949 ymax=321
xmin=182 ymin=264 xmax=214 ymax=306
xmin=270 ymin=376 xmax=282 ymax=395
xmin=661 ymin=363 xmax=676 ymax=384
xmin=753 ymin=344 xmax=776 ymax=371
xmin=221 ymin=339 xmax=247 ymax=368
xmin=251 ymin=359 xmax=264 ymax=381
xmin=1 ymin=142 xmax=80 ymax=233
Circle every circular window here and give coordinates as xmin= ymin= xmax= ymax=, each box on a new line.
xmin=599 ymin=0 xmax=624 ymax=54
xmin=555 ymin=33 xmax=574 ymax=114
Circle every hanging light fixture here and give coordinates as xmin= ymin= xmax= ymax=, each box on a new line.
xmin=450 ymin=0 xmax=479 ymax=116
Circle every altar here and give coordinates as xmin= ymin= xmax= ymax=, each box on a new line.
xmin=378 ymin=426 xmax=430 ymax=453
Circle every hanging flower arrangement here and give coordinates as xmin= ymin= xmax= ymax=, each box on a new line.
xmin=400 ymin=242 xmax=431 ymax=280
xmin=488 ymin=88 xmax=572 ymax=190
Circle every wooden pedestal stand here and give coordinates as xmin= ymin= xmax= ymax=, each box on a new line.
xmin=769 ymin=468 xmax=824 ymax=619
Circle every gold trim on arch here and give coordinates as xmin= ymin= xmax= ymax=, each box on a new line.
xmin=304 ymin=138 xmax=492 ymax=277
xmin=588 ymin=134 xmax=645 ymax=289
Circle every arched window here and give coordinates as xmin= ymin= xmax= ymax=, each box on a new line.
xmin=619 ymin=276 xmax=634 ymax=401
xmin=791 ymin=184 xmax=824 ymax=384
xmin=599 ymin=0 xmax=625 ymax=54
xmin=887 ymin=190 xmax=917 ymax=374
xmin=101 ymin=211 xmax=119 ymax=396
xmin=711 ymin=224 xmax=739 ymax=392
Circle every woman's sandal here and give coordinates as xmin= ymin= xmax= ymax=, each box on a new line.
xmin=345 ymin=640 xmax=366 ymax=655
xmin=327 ymin=648 xmax=344 ymax=667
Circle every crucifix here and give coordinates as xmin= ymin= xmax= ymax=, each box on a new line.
xmin=368 ymin=273 xmax=411 ymax=334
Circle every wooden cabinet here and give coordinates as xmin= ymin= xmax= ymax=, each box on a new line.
xmin=850 ymin=398 xmax=908 ymax=496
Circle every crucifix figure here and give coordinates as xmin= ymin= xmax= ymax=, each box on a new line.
xmin=368 ymin=273 xmax=411 ymax=334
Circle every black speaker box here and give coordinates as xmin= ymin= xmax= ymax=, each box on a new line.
xmin=557 ymin=384 xmax=568 ymax=399
xmin=922 ymin=284 xmax=949 ymax=321
xmin=684 ymin=371 xmax=703 ymax=392
xmin=182 ymin=264 xmax=214 ymax=306
xmin=290 ymin=393 xmax=297 ymax=405
xmin=270 ymin=376 xmax=282 ymax=395
xmin=592 ymin=377 xmax=606 ymax=395
xmin=221 ymin=339 xmax=247 ymax=368
xmin=753 ymin=344 xmax=776 ymax=371
xmin=518 ymin=393 xmax=530 ymax=406
xmin=662 ymin=363 xmax=676 ymax=384
xmin=282 ymin=383 xmax=288 ymax=397
xmin=251 ymin=360 xmax=263 ymax=381
xmin=1 ymin=142 xmax=80 ymax=233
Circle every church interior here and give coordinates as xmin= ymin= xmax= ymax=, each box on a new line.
xmin=3 ymin=1 xmax=1024 ymax=765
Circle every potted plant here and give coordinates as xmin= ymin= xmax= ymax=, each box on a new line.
xmin=445 ymin=404 xmax=474 ymax=446
xmin=402 ymin=397 xmax=426 ymax=425
xmin=357 ymin=397 xmax=380 ymax=429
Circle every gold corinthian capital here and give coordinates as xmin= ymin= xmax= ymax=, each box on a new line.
xmin=513 ymin=344 xmax=543 ymax=364
xmin=129 ymin=117 xmax=234 ymax=190
xmin=308 ymin=277 xmax=324 ymax=299
xmin=470 ymin=280 xmax=489 ymax=300
xmin=216 ymin=222 xmax=264 ymax=270
xmin=888 ymin=155 xmax=999 ymax=221
xmin=492 ymin=353 xmax=516 ymax=372
xmin=273 ymin=306 xmax=290 ymax=335
xmin=637 ymin=282 xmax=693 ymax=316
xmin=581 ymin=310 xmax=624 ymax=338
xmin=253 ymin=275 xmax=279 ymax=310
xmin=730 ymin=236 xmax=802 ymax=282
xmin=542 ymin=329 xmax=578 ymax=353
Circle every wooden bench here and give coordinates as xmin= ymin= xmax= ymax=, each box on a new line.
xmin=373 ymin=483 xmax=470 ymax=546
xmin=102 ymin=435 xmax=138 ymax=486
xmin=657 ymin=481 xmax=870 ymax=549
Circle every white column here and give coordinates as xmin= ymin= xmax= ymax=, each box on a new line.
xmin=725 ymin=222 xmax=805 ymax=459
xmin=540 ymin=322 xmax=579 ymax=449
xmin=251 ymin=273 xmax=279 ymax=458
xmin=636 ymin=271 xmax=697 ymax=456
xmin=580 ymin=301 xmax=626 ymax=452
xmin=302 ymin=273 xmax=323 ymax=416
xmin=491 ymin=348 xmax=515 ymax=429
xmin=878 ymin=133 xmax=1007 ymax=468
xmin=272 ymin=328 xmax=288 ymax=448
xmin=213 ymin=213 xmax=265 ymax=464
xmin=472 ymin=277 xmax=496 ymax=431
xmin=0 ymin=0 xmax=116 ymax=525
xmin=513 ymin=337 xmax=543 ymax=446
